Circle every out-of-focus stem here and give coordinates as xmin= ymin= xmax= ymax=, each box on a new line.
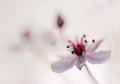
xmin=84 ymin=64 xmax=98 ymax=84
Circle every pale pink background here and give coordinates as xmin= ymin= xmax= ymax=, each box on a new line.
xmin=0 ymin=0 xmax=119 ymax=84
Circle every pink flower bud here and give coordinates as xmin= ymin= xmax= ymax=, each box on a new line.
xmin=22 ymin=30 xmax=31 ymax=39
xmin=57 ymin=15 xmax=64 ymax=28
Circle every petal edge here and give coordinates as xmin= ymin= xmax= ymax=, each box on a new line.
xmin=85 ymin=51 xmax=111 ymax=64
xmin=51 ymin=55 xmax=77 ymax=73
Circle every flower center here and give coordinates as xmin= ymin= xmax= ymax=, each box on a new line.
xmin=67 ymin=35 xmax=96 ymax=57
xmin=68 ymin=40 xmax=85 ymax=56
xmin=72 ymin=43 xmax=85 ymax=56
xmin=67 ymin=35 xmax=88 ymax=56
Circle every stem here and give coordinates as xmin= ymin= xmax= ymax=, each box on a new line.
xmin=84 ymin=64 xmax=98 ymax=84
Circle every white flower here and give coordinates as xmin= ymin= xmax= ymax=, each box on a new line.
xmin=51 ymin=35 xmax=111 ymax=73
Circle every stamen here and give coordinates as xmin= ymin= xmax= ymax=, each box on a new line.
xmin=66 ymin=46 xmax=70 ymax=48
xmin=83 ymin=34 xmax=86 ymax=38
xmin=92 ymin=39 xmax=95 ymax=43
xmin=71 ymin=51 xmax=75 ymax=54
xmin=81 ymin=34 xmax=86 ymax=43
xmin=85 ymin=39 xmax=87 ymax=43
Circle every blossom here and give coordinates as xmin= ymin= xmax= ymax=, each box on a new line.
xmin=51 ymin=35 xmax=111 ymax=73
xmin=21 ymin=29 xmax=31 ymax=40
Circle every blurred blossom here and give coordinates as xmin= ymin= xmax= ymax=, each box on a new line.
xmin=10 ymin=26 xmax=37 ymax=51
xmin=41 ymin=31 xmax=57 ymax=46
xmin=21 ymin=29 xmax=32 ymax=40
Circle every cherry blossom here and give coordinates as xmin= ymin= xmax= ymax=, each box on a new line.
xmin=51 ymin=35 xmax=111 ymax=73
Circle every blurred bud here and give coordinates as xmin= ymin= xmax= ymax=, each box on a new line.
xmin=57 ymin=14 xmax=64 ymax=28
xmin=42 ymin=31 xmax=56 ymax=45
xmin=22 ymin=29 xmax=31 ymax=40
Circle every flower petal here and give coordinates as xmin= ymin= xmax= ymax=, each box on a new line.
xmin=85 ymin=51 xmax=111 ymax=64
xmin=87 ymin=39 xmax=104 ymax=53
xmin=51 ymin=55 xmax=77 ymax=73
xmin=76 ymin=56 xmax=86 ymax=70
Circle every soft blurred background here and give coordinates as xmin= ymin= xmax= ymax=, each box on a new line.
xmin=0 ymin=0 xmax=119 ymax=84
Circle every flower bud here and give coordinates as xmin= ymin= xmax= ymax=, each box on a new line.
xmin=57 ymin=15 xmax=64 ymax=28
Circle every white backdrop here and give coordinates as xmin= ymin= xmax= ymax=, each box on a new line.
xmin=0 ymin=0 xmax=119 ymax=84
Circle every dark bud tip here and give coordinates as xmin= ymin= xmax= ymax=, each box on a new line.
xmin=92 ymin=39 xmax=95 ymax=43
xmin=83 ymin=34 xmax=86 ymax=38
xmin=57 ymin=15 xmax=64 ymax=28
xmin=85 ymin=39 xmax=87 ymax=43
xmin=71 ymin=51 xmax=75 ymax=54
xmin=66 ymin=46 xmax=70 ymax=48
